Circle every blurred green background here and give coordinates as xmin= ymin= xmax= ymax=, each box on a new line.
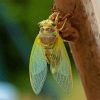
xmin=0 ymin=0 xmax=86 ymax=100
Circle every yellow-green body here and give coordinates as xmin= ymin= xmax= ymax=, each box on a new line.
xmin=29 ymin=19 xmax=73 ymax=95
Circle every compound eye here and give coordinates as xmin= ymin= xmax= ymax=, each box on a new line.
xmin=46 ymin=27 xmax=55 ymax=32
xmin=46 ymin=28 xmax=51 ymax=32
xmin=40 ymin=27 xmax=44 ymax=32
xmin=52 ymin=23 xmax=56 ymax=26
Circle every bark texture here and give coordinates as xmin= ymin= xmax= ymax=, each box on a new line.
xmin=54 ymin=0 xmax=100 ymax=100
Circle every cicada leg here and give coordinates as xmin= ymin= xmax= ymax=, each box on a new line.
xmin=54 ymin=12 xmax=68 ymax=31
xmin=58 ymin=18 xmax=67 ymax=31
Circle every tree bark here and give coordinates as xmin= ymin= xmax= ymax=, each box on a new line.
xmin=54 ymin=0 xmax=100 ymax=100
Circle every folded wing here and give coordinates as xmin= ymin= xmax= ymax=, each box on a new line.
xmin=29 ymin=35 xmax=47 ymax=95
xmin=50 ymin=36 xmax=73 ymax=92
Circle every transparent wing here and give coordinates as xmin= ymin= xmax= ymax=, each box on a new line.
xmin=50 ymin=36 xmax=73 ymax=92
xmin=29 ymin=35 xmax=47 ymax=95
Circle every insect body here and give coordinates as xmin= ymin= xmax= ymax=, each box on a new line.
xmin=29 ymin=15 xmax=73 ymax=95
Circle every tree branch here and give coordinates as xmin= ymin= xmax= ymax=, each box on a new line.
xmin=54 ymin=0 xmax=100 ymax=100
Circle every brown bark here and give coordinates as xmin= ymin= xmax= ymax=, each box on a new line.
xmin=54 ymin=0 xmax=100 ymax=100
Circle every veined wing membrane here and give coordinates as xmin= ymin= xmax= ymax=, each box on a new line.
xmin=50 ymin=36 xmax=73 ymax=92
xmin=29 ymin=35 xmax=47 ymax=95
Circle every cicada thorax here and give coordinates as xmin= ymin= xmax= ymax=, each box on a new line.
xmin=39 ymin=33 xmax=61 ymax=73
xmin=39 ymin=32 xmax=57 ymax=49
xmin=39 ymin=33 xmax=60 ymax=65
xmin=44 ymin=38 xmax=60 ymax=62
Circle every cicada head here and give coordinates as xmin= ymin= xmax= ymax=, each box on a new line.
xmin=38 ymin=19 xmax=58 ymax=48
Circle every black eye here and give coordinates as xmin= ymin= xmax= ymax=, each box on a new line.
xmin=52 ymin=23 xmax=56 ymax=26
xmin=46 ymin=28 xmax=55 ymax=32
xmin=46 ymin=28 xmax=51 ymax=31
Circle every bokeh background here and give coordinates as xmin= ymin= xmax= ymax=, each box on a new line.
xmin=0 ymin=0 xmax=86 ymax=100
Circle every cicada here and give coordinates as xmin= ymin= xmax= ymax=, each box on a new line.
xmin=29 ymin=13 xmax=73 ymax=95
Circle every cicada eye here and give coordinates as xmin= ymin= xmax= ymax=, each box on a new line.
xmin=52 ymin=23 xmax=56 ymax=26
xmin=46 ymin=27 xmax=55 ymax=32
xmin=46 ymin=28 xmax=51 ymax=31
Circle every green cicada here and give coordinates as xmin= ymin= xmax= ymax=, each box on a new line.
xmin=29 ymin=13 xmax=73 ymax=95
